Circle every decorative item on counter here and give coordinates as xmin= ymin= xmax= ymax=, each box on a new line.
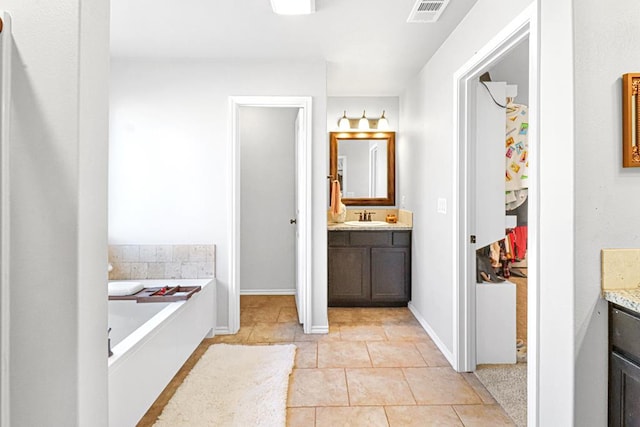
xmin=329 ymin=179 xmax=347 ymax=223
xmin=386 ymin=214 xmax=397 ymax=223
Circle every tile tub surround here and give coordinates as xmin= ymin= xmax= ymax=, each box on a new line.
xmin=109 ymin=245 xmax=215 ymax=280
xmin=601 ymin=249 xmax=640 ymax=314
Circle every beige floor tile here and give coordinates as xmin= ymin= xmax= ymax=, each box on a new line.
xmin=367 ymin=342 xmax=427 ymax=368
xmin=328 ymin=308 xmax=357 ymax=324
xmin=403 ymin=367 xmax=482 ymax=405
xmin=316 ymin=406 xmax=389 ymax=427
xmin=383 ymin=324 xmax=431 ymax=341
xmin=140 ymin=298 xmax=514 ymax=427
xmin=453 ymin=404 xmax=515 ymax=426
xmin=461 ymin=372 xmax=496 ymax=404
xmin=287 ymin=407 xmax=315 ymax=427
xmin=295 ymin=324 xmax=341 ymax=342
xmin=415 ymin=341 xmax=450 ymax=367
xmin=210 ymin=326 xmax=253 ymax=344
xmin=339 ymin=324 xmax=388 ymax=341
xmin=278 ymin=306 xmax=300 ymax=323
xmin=346 ymin=368 xmax=416 ymax=406
xmin=294 ymin=342 xmax=318 ymax=368
xmin=240 ymin=295 xmax=270 ymax=308
xmin=241 ymin=295 xmax=296 ymax=308
xmin=318 ymin=342 xmax=372 ymax=368
xmin=385 ymin=405 xmax=464 ymax=427
xmin=241 ymin=306 xmax=282 ymax=325
xmin=247 ymin=322 xmax=297 ymax=343
xmin=287 ymin=368 xmax=349 ymax=407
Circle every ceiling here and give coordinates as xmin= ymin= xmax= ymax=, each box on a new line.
xmin=110 ymin=0 xmax=478 ymax=96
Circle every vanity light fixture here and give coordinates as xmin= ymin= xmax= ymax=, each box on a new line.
xmin=338 ymin=111 xmax=350 ymax=130
xmin=337 ymin=110 xmax=392 ymax=130
xmin=377 ymin=110 xmax=389 ymax=130
xmin=358 ymin=110 xmax=370 ymax=130
xmin=270 ymin=0 xmax=316 ymax=15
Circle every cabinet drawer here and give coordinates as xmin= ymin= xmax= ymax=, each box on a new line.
xmin=611 ymin=306 xmax=640 ymax=362
xmin=392 ymin=231 xmax=411 ymax=247
xmin=328 ymin=231 xmax=350 ymax=246
xmin=350 ymin=231 xmax=391 ymax=246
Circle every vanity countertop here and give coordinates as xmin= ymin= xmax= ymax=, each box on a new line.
xmin=328 ymin=222 xmax=412 ymax=231
xmin=603 ymin=288 xmax=640 ymax=315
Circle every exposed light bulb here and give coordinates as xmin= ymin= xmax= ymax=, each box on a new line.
xmin=377 ymin=110 xmax=389 ymax=130
xmin=338 ymin=111 xmax=350 ymax=130
xmin=358 ymin=110 xmax=369 ymax=130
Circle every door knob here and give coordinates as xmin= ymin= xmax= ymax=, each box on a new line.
xmin=290 ymin=219 xmax=297 ymax=224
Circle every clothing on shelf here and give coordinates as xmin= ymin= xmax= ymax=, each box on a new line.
xmin=477 ymin=226 xmax=528 ymax=283
xmin=505 ymin=103 xmax=529 ymax=208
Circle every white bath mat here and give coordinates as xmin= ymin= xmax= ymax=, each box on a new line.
xmin=154 ymin=343 xmax=296 ymax=427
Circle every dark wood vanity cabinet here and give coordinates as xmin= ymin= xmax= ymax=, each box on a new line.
xmin=328 ymin=230 xmax=411 ymax=307
xmin=609 ymin=303 xmax=640 ymax=426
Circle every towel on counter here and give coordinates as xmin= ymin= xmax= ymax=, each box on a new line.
xmin=330 ymin=180 xmax=343 ymax=216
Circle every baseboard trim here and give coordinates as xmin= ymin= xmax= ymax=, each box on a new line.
xmin=408 ymin=302 xmax=455 ymax=367
xmin=240 ymin=289 xmax=296 ymax=295
xmin=215 ymin=326 xmax=232 ymax=335
xmin=309 ymin=325 xmax=329 ymax=334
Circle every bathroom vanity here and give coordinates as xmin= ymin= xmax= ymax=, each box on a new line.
xmin=328 ymin=227 xmax=411 ymax=307
xmin=605 ymin=291 xmax=640 ymax=426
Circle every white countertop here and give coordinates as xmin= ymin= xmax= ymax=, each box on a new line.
xmin=603 ymin=288 xmax=640 ymax=314
xmin=327 ymin=222 xmax=412 ymax=231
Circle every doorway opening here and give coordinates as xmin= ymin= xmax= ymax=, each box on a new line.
xmin=228 ymin=96 xmax=312 ymax=334
xmin=453 ymin=5 xmax=538 ymax=426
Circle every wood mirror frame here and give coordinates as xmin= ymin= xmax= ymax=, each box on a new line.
xmin=329 ymin=131 xmax=395 ymax=206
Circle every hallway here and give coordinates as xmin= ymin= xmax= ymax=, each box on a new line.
xmin=140 ymin=296 xmax=514 ymax=426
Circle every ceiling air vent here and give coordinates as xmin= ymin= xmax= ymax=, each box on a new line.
xmin=407 ymin=0 xmax=450 ymax=23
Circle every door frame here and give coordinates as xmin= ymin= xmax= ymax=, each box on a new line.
xmin=228 ymin=96 xmax=313 ymax=334
xmin=0 ymin=12 xmax=11 ymax=427
xmin=452 ymin=4 xmax=539 ymax=425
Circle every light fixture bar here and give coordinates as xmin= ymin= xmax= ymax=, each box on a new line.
xmin=337 ymin=110 xmax=391 ymax=130
xmin=270 ymin=0 xmax=316 ymax=15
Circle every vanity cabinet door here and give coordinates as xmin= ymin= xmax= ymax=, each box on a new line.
xmin=609 ymin=351 xmax=640 ymax=426
xmin=370 ymin=248 xmax=410 ymax=303
xmin=328 ymin=247 xmax=371 ymax=304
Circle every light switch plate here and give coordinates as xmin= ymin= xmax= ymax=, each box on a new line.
xmin=437 ymin=198 xmax=447 ymax=214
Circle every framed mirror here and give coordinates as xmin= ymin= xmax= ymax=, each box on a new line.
xmin=329 ymin=131 xmax=395 ymax=206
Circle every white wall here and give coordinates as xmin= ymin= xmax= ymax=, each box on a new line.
xmin=239 ymin=107 xmax=298 ymax=293
xmin=400 ymin=0 xmax=533 ymax=358
xmin=6 ymin=0 xmax=109 ymax=425
xmin=573 ymin=1 xmax=640 ymax=424
xmin=109 ymin=59 xmax=328 ymax=330
xmin=401 ymin=0 xmax=576 ymax=423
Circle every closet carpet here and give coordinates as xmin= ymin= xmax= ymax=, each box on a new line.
xmin=475 ymin=363 xmax=527 ymax=427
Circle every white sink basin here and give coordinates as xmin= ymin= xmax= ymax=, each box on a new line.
xmin=343 ymin=221 xmax=389 ymax=226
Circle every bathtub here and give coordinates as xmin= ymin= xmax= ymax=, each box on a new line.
xmin=108 ymin=279 xmax=215 ymax=427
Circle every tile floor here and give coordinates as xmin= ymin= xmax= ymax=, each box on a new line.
xmin=138 ymin=296 xmax=514 ymax=426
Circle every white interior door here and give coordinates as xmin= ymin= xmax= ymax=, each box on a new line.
xmin=294 ymin=109 xmax=305 ymax=324
xmin=474 ymin=81 xmax=507 ymax=248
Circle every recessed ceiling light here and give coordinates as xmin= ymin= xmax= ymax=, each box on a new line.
xmin=270 ymin=0 xmax=316 ymax=15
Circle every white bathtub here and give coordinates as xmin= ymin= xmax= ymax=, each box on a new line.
xmin=108 ymin=279 xmax=216 ymax=427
